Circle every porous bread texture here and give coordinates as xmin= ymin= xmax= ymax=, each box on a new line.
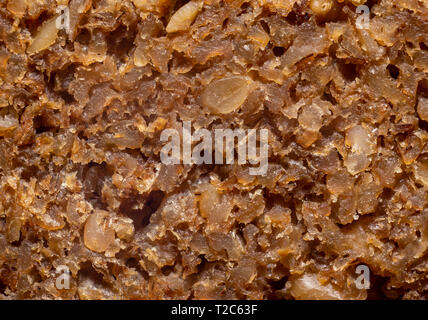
xmin=0 ymin=0 xmax=427 ymax=300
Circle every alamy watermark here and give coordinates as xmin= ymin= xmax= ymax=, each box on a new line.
xmin=355 ymin=264 xmax=370 ymax=290
xmin=55 ymin=5 xmax=70 ymax=33
xmin=55 ymin=265 xmax=70 ymax=290
xmin=160 ymin=121 xmax=269 ymax=176
xmin=356 ymin=5 xmax=370 ymax=30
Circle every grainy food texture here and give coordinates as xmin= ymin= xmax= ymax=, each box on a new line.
xmin=0 ymin=0 xmax=427 ymax=300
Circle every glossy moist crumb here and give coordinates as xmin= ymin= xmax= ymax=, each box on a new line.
xmin=0 ymin=0 xmax=427 ymax=300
